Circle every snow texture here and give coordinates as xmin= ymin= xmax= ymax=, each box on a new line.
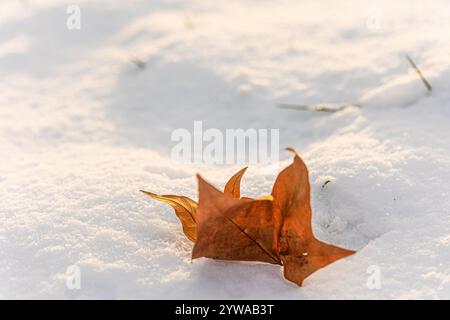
xmin=0 ymin=0 xmax=450 ymax=299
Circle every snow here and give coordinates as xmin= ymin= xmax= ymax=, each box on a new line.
xmin=0 ymin=0 xmax=450 ymax=299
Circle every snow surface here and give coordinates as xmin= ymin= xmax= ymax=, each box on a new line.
xmin=1 ymin=0 xmax=450 ymax=299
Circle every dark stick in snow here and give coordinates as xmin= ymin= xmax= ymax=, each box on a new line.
xmin=406 ymin=54 xmax=432 ymax=92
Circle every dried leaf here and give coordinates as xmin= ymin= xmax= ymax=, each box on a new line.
xmin=140 ymin=167 xmax=250 ymax=242
xmin=192 ymin=175 xmax=280 ymax=264
xmin=140 ymin=191 xmax=197 ymax=242
xmin=271 ymin=148 xmax=354 ymax=285
xmin=142 ymin=148 xmax=355 ymax=286
xmin=224 ymin=167 xmax=247 ymax=198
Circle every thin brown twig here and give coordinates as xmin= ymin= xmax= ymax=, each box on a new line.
xmin=406 ymin=54 xmax=432 ymax=92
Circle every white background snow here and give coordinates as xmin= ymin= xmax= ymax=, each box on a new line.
xmin=0 ymin=0 xmax=449 ymax=299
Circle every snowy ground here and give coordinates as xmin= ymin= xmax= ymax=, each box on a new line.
xmin=1 ymin=0 xmax=450 ymax=299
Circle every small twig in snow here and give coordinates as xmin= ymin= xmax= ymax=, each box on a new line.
xmin=131 ymin=57 xmax=146 ymax=69
xmin=321 ymin=180 xmax=331 ymax=189
xmin=278 ymin=103 xmax=360 ymax=113
xmin=406 ymin=54 xmax=432 ymax=92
